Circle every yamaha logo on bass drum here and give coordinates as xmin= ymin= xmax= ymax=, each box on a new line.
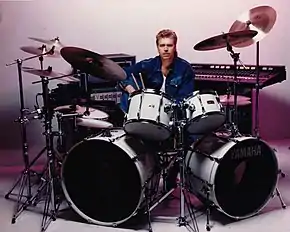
xmin=231 ymin=144 xmax=262 ymax=160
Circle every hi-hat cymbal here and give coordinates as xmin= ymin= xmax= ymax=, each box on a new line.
xmin=22 ymin=67 xmax=79 ymax=82
xmin=28 ymin=37 xmax=65 ymax=47
xmin=229 ymin=6 xmax=277 ymax=47
xmin=193 ymin=30 xmax=258 ymax=51
xmin=20 ymin=45 xmax=60 ymax=58
xmin=60 ymin=47 xmax=126 ymax=81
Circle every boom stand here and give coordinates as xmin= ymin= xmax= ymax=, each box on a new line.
xmin=4 ymin=58 xmax=47 ymax=223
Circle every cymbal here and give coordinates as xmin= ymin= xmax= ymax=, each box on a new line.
xmin=28 ymin=37 xmax=65 ymax=47
xmin=22 ymin=67 xmax=79 ymax=82
xmin=20 ymin=45 xmax=60 ymax=58
xmin=60 ymin=47 xmax=126 ymax=81
xmin=229 ymin=6 xmax=277 ymax=47
xmin=54 ymin=105 xmax=109 ymax=119
xmin=220 ymin=95 xmax=251 ymax=106
xmin=194 ymin=30 xmax=258 ymax=51
xmin=77 ymin=118 xmax=113 ymax=129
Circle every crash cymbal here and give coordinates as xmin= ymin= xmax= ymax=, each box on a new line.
xmin=60 ymin=47 xmax=126 ymax=81
xmin=28 ymin=36 xmax=65 ymax=47
xmin=20 ymin=45 xmax=60 ymax=58
xmin=22 ymin=67 xmax=79 ymax=82
xmin=194 ymin=30 xmax=258 ymax=51
xmin=229 ymin=6 xmax=277 ymax=47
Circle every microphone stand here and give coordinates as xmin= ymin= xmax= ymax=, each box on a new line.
xmin=4 ymin=47 xmax=55 ymax=224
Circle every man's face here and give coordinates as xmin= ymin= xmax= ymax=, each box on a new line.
xmin=157 ymin=37 xmax=176 ymax=61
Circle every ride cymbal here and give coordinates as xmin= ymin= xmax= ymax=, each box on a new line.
xmin=20 ymin=45 xmax=60 ymax=58
xmin=193 ymin=30 xmax=258 ymax=51
xmin=60 ymin=47 xmax=126 ymax=81
xmin=229 ymin=6 xmax=277 ymax=47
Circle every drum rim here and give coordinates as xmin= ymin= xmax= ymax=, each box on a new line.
xmin=124 ymin=118 xmax=172 ymax=139
xmin=60 ymin=130 xmax=149 ymax=226
xmin=185 ymin=89 xmax=219 ymax=100
xmin=130 ymin=88 xmax=174 ymax=101
xmin=185 ymin=112 xmax=226 ymax=134
xmin=212 ymin=137 xmax=279 ymax=219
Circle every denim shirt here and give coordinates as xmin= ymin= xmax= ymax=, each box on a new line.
xmin=118 ymin=56 xmax=195 ymax=112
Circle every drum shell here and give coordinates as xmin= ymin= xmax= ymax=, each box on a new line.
xmin=61 ymin=129 xmax=160 ymax=226
xmin=124 ymin=89 xmax=173 ymax=141
xmin=185 ymin=91 xmax=225 ymax=134
xmin=186 ymin=135 xmax=279 ymax=219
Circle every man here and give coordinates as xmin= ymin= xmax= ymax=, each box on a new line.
xmin=118 ymin=29 xmax=195 ymax=190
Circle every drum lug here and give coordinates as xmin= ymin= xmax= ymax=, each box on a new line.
xmin=188 ymin=103 xmax=195 ymax=111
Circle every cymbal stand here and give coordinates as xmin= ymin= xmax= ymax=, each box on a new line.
xmin=224 ymin=38 xmax=243 ymax=137
xmin=175 ymin=104 xmax=199 ymax=232
xmin=4 ymin=47 xmax=55 ymax=224
xmin=146 ymin=103 xmax=199 ymax=232
xmin=80 ymin=72 xmax=91 ymax=116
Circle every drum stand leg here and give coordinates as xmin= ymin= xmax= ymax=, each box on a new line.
xmin=275 ymin=187 xmax=287 ymax=209
xmin=145 ymin=185 xmax=153 ymax=232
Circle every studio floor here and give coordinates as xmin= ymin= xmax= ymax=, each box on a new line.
xmin=0 ymin=138 xmax=290 ymax=232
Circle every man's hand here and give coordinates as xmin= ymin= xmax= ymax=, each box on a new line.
xmin=125 ymin=85 xmax=136 ymax=94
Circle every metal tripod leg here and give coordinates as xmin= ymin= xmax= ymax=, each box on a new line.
xmin=5 ymin=147 xmax=47 ymax=199
xmin=5 ymin=147 xmax=47 ymax=223
xmin=275 ymin=187 xmax=287 ymax=209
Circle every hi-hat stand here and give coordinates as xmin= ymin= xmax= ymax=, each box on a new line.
xmin=29 ymin=74 xmax=62 ymax=232
xmin=4 ymin=47 xmax=55 ymax=224
xmin=146 ymin=102 xmax=199 ymax=232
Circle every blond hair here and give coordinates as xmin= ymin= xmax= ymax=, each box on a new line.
xmin=155 ymin=29 xmax=178 ymax=46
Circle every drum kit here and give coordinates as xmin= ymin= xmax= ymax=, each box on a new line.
xmin=4 ymin=5 xmax=287 ymax=232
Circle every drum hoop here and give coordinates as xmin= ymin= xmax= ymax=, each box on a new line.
xmin=60 ymin=130 xmax=149 ymax=226
xmin=186 ymin=89 xmax=218 ymax=100
xmin=124 ymin=118 xmax=172 ymax=133
xmin=130 ymin=88 xmax=173 ymax=101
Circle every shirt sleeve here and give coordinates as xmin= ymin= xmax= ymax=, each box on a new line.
xmin=118 ymin=61 xmax=144 ymax=91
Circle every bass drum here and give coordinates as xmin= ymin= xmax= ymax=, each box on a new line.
xmin=61 ymin=128 xmax=160 ymax=226
xmin=186 ymin=134 xmax=278 ymax=219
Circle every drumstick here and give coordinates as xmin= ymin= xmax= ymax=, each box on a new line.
xmin=131 ymin=73 xmax=140 ymax=90
xmin=139 ymin=73 xmax=145 ymax=90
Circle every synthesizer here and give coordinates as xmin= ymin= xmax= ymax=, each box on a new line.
xmin=89 ymin=63 xmax=286 ymax=103
xmin=192 ymin=63 xmax=286 ymax=88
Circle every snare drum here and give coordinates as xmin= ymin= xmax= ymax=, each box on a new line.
xmin=124 ymin=89 xmax=173 ymax=141
xmin=61 ymin=128 xmax=160 ymax=226
xmin=185 ymin=90 xmax=225 ymax=134
xmin=186 ymin=134 xmax=278 ymax=219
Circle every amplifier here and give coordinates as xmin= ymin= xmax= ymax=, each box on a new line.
xmin=91 ymin=88 xmax=122 ymax=103
xmin=89 ymin=53 xmax=135 ymax=103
